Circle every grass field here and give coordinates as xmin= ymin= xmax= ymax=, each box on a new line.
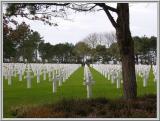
xmin=3 ymin=66 xmax=156 ymax=118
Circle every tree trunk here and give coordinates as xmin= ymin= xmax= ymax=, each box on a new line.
xmin=116 ymin=3 xmax=137 ymax=99
xmin=135 ymin=54 xmax=138 ymax=64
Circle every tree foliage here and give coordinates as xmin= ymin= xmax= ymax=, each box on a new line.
xmin=3 ymin=22 xmax=43 ymax=62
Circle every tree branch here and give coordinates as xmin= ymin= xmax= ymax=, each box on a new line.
xmin=96 ymin=3 xmax=118 ymax=28
xmin=5 ymin=3 xmax=118 ymax=28
xmin=95 ymin=3 xmax=118 ymax=13
xmin=104 ymin=8 xmax=118 ymax=28
xmin=68 ymin=4 xmax=97 ymax=12
xmin=105 ymin=4 xmax=118 ymax=13
xmin=30 ymin=3 xmax=70 ymax=6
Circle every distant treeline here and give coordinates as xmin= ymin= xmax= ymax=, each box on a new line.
xmin=3 ymin=22 xmax=156 ymax=64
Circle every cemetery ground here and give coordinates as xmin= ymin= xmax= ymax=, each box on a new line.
xmin=3 ymin=66 xmax=156 ymax=118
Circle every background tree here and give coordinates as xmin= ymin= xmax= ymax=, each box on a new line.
xmin=61 ymin=43 xmax=75 ymax=63
xmin=89 ymin=48 xmax=97 ymax=64
xmin=23 ymin=31 xmax=43 ymax=62
xmin=53 ymin=43 xmax=74 ymax=63
xmin=95 ymin=45 xmax=107 ymax=63
xmin=103 ymin=32 xmax=117 ymax=48
xmin=3 ymin=22 xmax=43 ymax=63
xmin=38 ymin=42 xmax=53 ymax=63
xmin=133 ymin=36 xmax=156 ymax=64
xmin=83 ymin=33 xmax=99 ymax=48
xmin=73 ymin=42 xmax=90 ymax=64
xmin=3 ymin=23 xmax=16 ymax=62
xmin=3 ymin=22 xmax=31 ymax=62
xmin=29 ymin=31 xmax=43 ymax=62
xmin=9 ymin=22 xmax=32 ymax=62
xmin=109 ymin=42 xmax=120 ymax=63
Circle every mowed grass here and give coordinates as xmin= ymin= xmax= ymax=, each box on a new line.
xmin=3 ymin=66 xmax=157 ymax=118
xmin=90 ymin=67 xmax=123 ymax=99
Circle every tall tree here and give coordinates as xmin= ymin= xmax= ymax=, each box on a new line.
xmin=10 ymin=22 xmax=31 ymax=62
xmin=95 ymin=3 xmax=137 ymax=99
xmin=29 ymin=31 xmax=43 ymax=62
xmin=3 ymin=22 xmax=16 ymax=62
xmin=118 ymin=4 xmax=137 ymax=99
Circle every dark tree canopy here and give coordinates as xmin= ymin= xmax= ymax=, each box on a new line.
xmin=3 ymin=22 xmax=43 ymax=62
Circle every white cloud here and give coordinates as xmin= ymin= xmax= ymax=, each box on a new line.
xmin=129 ymin=3 xmax=157 ymax=37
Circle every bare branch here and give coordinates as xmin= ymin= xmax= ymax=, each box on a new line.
xmin=68 ymin=4 xmax=97 ymax=12
xmin=104 ymin=8 xmax=117 ymax=28
xmin=5 ymin=3 xmax=118 ymax=28
xmin=96 ymin=3 xmax=118 ymax=28
xmin=95 ymin=3 xmax=118 ymax=13
xmin=104 ymin=4 xmax=118 ymax=13
xmin=32 ymin=3 xmax=70 ymax=6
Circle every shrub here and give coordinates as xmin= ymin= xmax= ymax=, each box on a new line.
xmin=10 ymin=94 xmax=156 ymax=118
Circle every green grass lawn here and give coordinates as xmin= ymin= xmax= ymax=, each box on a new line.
xmin=3 ymin=66 xmax=156 ymax=118
xmin=90 ymin=67 xmax=123 ymax=99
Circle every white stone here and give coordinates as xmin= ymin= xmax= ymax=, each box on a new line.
xmin=8 ymin=71 xmax=12 ymax=86
xmin=53 ymin=74 xmax=58 ymax=93
xmin=26 ymin=69 xmax=32 ymax=88
xmin=19 ymin=69 xmax=22 ymax=81
xmin=84 ymin=65 xmax=94 ymax=98
xmin=36 ymin=69 xmax=40 ymax=83
xmin=43 ymin=69 xmax=47 ymax=81
xmin=116 ymin=79 xmax=120 ymax=88
xmin=48 ymin=71 xmax=52 ymax=82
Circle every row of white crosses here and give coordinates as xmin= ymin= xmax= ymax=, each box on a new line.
xmin=91 ymin=64 xmax=122 ymax=89
xmin=83 ymin=64 xmax=95 ymax=98
xmin=3 ymin=63 xmax=81 ymax=92
xmin=135 ymin=64 xmax=156 ymax=87
xmin=3 ymin=63 xmax=26 ymax=85
xmin=92 ymin=64 xmax=156 ymax=88
xmin=152 ymin=65 xmax=158 ymax=82
xmin=52 ymin=64 xmax=80 ymax=93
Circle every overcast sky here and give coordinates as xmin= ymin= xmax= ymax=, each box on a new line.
xmin=5 ymin=3 xmax=157 ymax=45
